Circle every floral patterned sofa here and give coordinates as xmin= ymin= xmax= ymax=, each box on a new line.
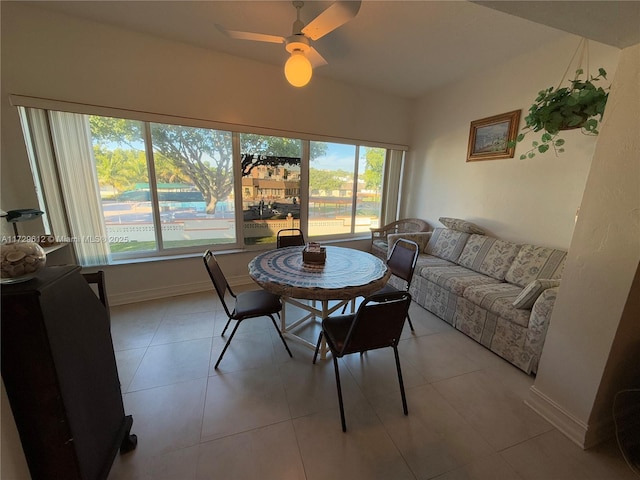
xmin=388 ymin=217 xmax=566 ymax=374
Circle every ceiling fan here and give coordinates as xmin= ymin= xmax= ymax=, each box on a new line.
xmin=216 ymin=1 xmax=361 ymax=87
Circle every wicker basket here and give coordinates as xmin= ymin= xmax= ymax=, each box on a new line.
xmin=302 ymin=246 xmax=326 ymax=265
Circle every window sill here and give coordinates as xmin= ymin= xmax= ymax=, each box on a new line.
xmin=107 ymin=247 xmax=247 ymax=266
xmin=103 ymin=235 xmax=371 ymax=267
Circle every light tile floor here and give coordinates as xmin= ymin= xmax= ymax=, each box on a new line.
xmin=107 ymin=290 xmax=636 ymax=480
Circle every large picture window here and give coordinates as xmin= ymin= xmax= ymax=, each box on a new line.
xmin=18 ymin=104 xmax=403 ymax=266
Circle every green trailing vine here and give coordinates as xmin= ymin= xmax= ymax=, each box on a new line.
xmin=510 ymin=68 xmax=609 ymax=159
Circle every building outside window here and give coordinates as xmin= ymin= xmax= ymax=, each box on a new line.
xmin=310 ymin=141 xmax=385 ymax=238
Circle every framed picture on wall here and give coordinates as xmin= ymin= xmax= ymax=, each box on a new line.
xmin=466 ymin=110 xmax=521 ymax=162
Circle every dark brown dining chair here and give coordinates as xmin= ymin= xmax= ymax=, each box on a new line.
xmin=82 ymin=270 xmax=110 ymax=323
xmin=342 ymin=238 xmax=419 ymax=332
xmin=313 ymin=291 xmax=412 ymax=432
xmin=276 ymin=228 xmax=305 ymax=248
xmin=203 ymin=250 xmax=292 ymax=368
xmin=374 ymin=238 xmax=419 ymax=332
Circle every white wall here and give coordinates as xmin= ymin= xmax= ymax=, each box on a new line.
xmin=404 ymin=34 xmax=620 ymax=249
xmin=0 ymin=4 xmax=410 ymax=148
xmin=0 ymin=3 xmax=410 ymax=300
xmin=529 ymin=42 xmax=640 ymax=448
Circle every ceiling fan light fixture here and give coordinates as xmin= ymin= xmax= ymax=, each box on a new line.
xmin=219 ymin=1 xmax=362 ymax=88
xmin=284 ymin=50 xmax=312 ymax=87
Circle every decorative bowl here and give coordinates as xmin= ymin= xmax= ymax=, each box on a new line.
xmin=0 ymin=242 xmax=47 ymax=283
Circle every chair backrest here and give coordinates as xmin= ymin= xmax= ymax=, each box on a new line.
xmin=203 ymin=250 xmax=234 ymax=317
xmin=386 ymin=238 xmax=420 ymax=286
xmin=339 ymin=291 xmax=411 ymax=356
xmin=82 ymin=270 xmax=110 ymax=322
xmin=277 ymin=228 xmax=305 ymax=248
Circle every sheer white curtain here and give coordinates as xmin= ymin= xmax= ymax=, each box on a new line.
xmin=21 ymin=108 xmax=69 ymax=240
xmin=380 ymin=149 xmax=405 ymax=226
xmin=22 ymin=108 xmax=110 ymax=265
xmin=21 ymin=107 xmax=110 ymax=265
xmin=46 ymin=111 xmax=109 ymax=266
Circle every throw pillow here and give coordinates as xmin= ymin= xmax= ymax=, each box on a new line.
xmin=504 ymin=245 xmax=567 ymax=287
xmin=513 ymin=279 xmax=561 ymax=309
xmin=439 ymin=217 xmax=485 ymax=235
xmin=457 ymin=234 xmax=521 ymax=280
xmin=425 ymin=228 xmax=470 ymax=261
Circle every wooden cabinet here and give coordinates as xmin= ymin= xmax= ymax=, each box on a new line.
xmin=1 ymin=266 xmax=136 ymax=480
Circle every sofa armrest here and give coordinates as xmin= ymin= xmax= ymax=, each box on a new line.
xmin=525 ymin=286 xmax=560 ymax=372
xmin=387 ymin=232 xmax=432 ymax=255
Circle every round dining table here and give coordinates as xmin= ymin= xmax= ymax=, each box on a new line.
xmin=248 ymin=245 xmax=391 ymax=357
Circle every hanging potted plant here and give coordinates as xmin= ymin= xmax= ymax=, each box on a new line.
xmin=510 ymin=66 xmax=609 ymax=159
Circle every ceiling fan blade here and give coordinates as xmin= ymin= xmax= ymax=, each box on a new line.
xmin=302 ymin=1 xmax=361 ymax=41
xmin=215 ymin=24 xmax=285 ymax=44
xmin=307 ymin=47 xmax=328 ymax=68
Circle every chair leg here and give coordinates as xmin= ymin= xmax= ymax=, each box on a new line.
xmin=269 ymin=315 xmax=292 ymax=358
xmin=332 ymin=356 xmax=347 ymax=432
xmin=393 ymin=346 xmax=408 ymax=415
xmin=214 ymin=320 xmax=241 ymax=369
xmin=221 ymin=318 xmax=233 ymax=336
xmin=312 ymin=331 xmax=323 ymax=364
xmin=406 ymin=313 xmax=415 ymax=333
xmin=340 ymin=298 xmax=357 ymax=314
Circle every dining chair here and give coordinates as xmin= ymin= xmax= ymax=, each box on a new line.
xmin=82 ymin=270 xmax=110 ymax=323
xmin=203 ymin=250 xmax=292 ymax=368
xmin=276 ymin=228 xmax=305 ymax=248
xmin=313 ymin=291 xmax=412 ymax=432
xmin=342 ymin=238 xmax=419 ymax=332
xmin=375 ymin=238 xmax=419 ymax=332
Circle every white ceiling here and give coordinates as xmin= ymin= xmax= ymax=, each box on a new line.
xmin=20 ymin=1 xmax=640 ymax=99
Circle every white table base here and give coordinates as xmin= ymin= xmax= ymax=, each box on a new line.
xmin=280 ymin=297 xmax=356 ymax=359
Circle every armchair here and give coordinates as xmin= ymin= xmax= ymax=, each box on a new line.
xmin=370 ymin=218 xmax=429 ymax=260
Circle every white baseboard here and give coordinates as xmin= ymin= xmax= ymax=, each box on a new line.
xmin=526 ymin=386 xmax=614 ymax=449
xmin=526 ymin=386 xmax=589 ymax=449
xmin=109 ymin=274 xmax=254 ymax=306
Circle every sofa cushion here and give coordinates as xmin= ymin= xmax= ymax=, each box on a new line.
xmin=462 ymin=283 xmax=531 ymax=327
xmin=456 ymin=234 xmax=521 ymax=280
xmin=439 ymin=217 xmax=485 ymax=234
xmin=504 ymin=245 xmax=567 ymax=288
xmin=416 ymin=254 xmax=456 ymax=269
xmin=414 ymin=255 xmax=456 ymax=281
xmin=425 ymin=228 xmax=470 ymax=261
xmin=422 ymin=265 xmax=501 ymax=296
xmin=512 ymin=279 xmax=561 ymax=309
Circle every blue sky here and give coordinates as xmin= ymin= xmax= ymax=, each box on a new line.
xmin=311 ymin=142 xmax=357 ymax=171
